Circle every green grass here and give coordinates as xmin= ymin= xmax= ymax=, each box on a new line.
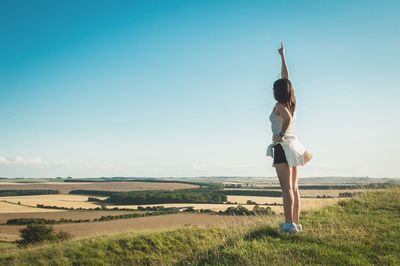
xmin=1 ymin=187 xmax=399 ymax=265
xmin=0 ymin=241 xmax=17 ymax=251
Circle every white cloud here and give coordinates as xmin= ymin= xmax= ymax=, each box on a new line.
xmin=0 ymin=156 xmax=46 ymax=165
xmin=0 ymin=156 xmax=69 ymax=167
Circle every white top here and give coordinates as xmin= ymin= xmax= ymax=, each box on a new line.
xmin=266 ymin=106 xmax=310 ymax=167
xmin=269 ymin=106 xmax=296 ymax=137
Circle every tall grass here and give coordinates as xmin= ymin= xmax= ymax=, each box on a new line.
xmin=1 ymin=187 xmax=399 ymax=265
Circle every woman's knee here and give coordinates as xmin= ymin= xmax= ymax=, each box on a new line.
xmin=281 ymin=185 xmax=293 ymax=193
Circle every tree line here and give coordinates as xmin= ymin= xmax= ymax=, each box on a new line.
xmin=7 ymin=211 xmax=179 ymax=225
xmin=0 ymin=190 xmax=59 ymax=197
xmin=221 ymin=190 xmax=282 ymax=197
xmin=103 ymin=189 xmax=227 ymax=205
xmin=64 ymin=178 xmax=223 ymax=189
xmin=70 ymin=188 xmax=227 ymax=205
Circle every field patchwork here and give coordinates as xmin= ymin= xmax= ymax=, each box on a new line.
xmin=0 ymin=181 xmax=199 ymax=194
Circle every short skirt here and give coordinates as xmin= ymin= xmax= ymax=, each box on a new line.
xmin=266 ymin=134 xmax=313 ymax=167
xmin=272 ymin=143 xmax=288 ymax=164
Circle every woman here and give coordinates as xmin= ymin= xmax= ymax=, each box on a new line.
xmin=266 ymin=42 xmax=312 ymax=233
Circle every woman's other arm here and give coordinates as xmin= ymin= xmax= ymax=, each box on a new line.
xmin=278 ymin=42 xmax=289 ymax=79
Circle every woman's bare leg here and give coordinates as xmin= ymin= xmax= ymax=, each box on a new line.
xmin=291 ymin=166 xmax=300 ymax=224
xmin=275 ymin=163 xmax=293 ymax=223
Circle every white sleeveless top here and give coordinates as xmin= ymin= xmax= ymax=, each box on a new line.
xmin=266 ymin=105 xmax=311 ymax=167
xmin=269 ymin=106 xmax=296 ymax=138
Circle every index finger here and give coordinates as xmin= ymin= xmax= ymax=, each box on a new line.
xmin=281 ymin=41 xmax=284 ymax=48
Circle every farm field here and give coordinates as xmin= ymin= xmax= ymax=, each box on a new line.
xmin=0 ymin=210 xmax=139 ymax=224
xmin=0 ymin=178 xmax=388 ymax=252
xmin=2 ymin=187 xmax=399 ymax=265
xmin=1 ymin=193 xmax=343 ymax=213
xmin=0 ymin=195 xmax=107 ymax=211
xmin=99 ymin=196 xmax=343 ymax=213
xmin=299 ymin=188 xmax=387 ymax=197
xmin=0 ymin=201 xmax=64 ymax=214
xmin=0 ymin=213 xmax=275 ymax=243
xmin=0 ymin=181 xmax=199 ymax=194
xmin=228 ymin=195 xmax=340 ymax=206
xmin=227 ymin=196 xmax=341 ymax=211
xmin=0 ymin=209 xmax=146 ymax=242
xmin=2 ymin=193 xmax=345 ymax=213
xmin=2 ymin=195 xmax=279 ymax=212
xmin=112 ymin=203 xmax=283 ymax=212
xmin=224 ymin=188 xmax=388 ymax=198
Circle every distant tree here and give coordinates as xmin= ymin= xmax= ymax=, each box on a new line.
xmin=225 ymin=205 xmax=252 ymax=215
xmin=253 ymin=205 xmax=276 ymax=215
xmin=54 ymin=230 xmax=71 ymax=240
xmin=18 ymin=224 xmax=71 ymax=246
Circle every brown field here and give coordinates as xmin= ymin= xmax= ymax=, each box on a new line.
xmin=299 ymin=188 xmax=387 ymax=197
xmin=111 ymin=203 xmax=284 ymax=212
xmin=0 ymin=194 xmax=281 ymax=213
xmin=0 ymin=210 xmax=140 ymax=224
xmin=1 ymin=193 xmax=344 ymax=214
xmin=0 ymin=181 xmax=199 ymax=194
xmin=1 ymin=194 xmax=281 ymax=213
xmin=227 ymin=195 xmax=342 ymax=211
xmin=0 ymin=193 xmax=351 ymax=243
xmin=110 ymin=196 xmax=343 ymax=213
xmin=227 ymin=196 xmax=282 ymax=205
xmin=0 ymin=195 xmax=107 ymax=211
xmin=224 ymin=188 xmax=385 ymax=198
xmin=0 ymin=201 xmax=64 ymax=214
xmin=0 ymin=213 xmax=280 ymax=242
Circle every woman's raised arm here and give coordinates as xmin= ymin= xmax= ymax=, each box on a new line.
xmin=278 ymin=42 xmax=289 ymax=79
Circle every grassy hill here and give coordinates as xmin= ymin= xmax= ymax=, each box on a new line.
xmin=1 ymin=187 xmax=399 ymax=265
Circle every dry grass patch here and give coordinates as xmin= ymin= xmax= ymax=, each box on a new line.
xmin=1 ymin=195 xmax=106 ymax=210
xmin=227 ymin=195 xmax=342 ymax=212
xmin=0 ymin=210 xmax=139 ymax=224
xmin=0 ymin=213 xmax=281 ymax=243
xmin=0 ymin=202 xmax=64 ymax=214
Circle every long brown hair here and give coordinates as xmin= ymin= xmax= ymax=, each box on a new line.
xmin=273 ymin=78 xmax=296 ymax=116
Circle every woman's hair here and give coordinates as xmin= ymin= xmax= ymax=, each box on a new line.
xmin=273 ymin=78 xmax=296 ymax=116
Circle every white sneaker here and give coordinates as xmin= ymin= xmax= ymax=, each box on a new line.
xmin=280 ymin=223 xmax=299 ymax=233
xmin=295 ymin=223 xmax=303 ymax=232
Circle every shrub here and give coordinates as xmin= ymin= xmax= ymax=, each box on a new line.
xmin=7 ymin=218 xmax=57 ymax=225
xmin=252 ymin=205 xmax=276 ymax=215
xmin=18 ymin=224 xmax=71 ymax=246
xmin=225 ymin=205 xmax=252 ymax=215
xmin=223 ymin=205 xmax=276 ymax=216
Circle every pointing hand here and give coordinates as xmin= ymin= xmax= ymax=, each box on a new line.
xmin=278 ymin=41 xmax=285 ymax=56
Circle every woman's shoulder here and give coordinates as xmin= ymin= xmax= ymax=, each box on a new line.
xmin=274 ymin=102 xmax=287 ymax=113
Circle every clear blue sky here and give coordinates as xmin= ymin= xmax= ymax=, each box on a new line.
xmin=1 ymin=0 xmax=399 ymax=178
